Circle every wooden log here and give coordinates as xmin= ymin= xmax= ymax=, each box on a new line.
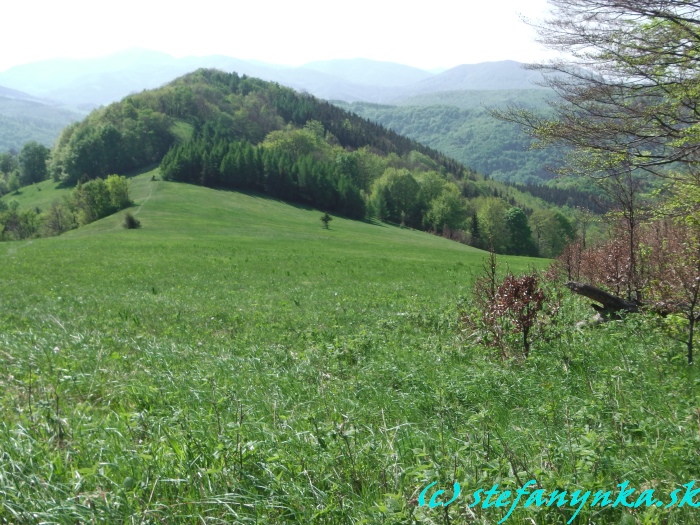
xmin=564 ymin=281 xmax=639 ymax=316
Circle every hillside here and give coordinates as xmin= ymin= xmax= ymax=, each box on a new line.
xmin=39 ymin=68 xmax=585 ymax=257
xmin=0 ymin=86 xmax=81 ymax=151
xmin=1 ymin=169 xmax=697 ymax=524
xmin=335 ymin=90 xmax=567 ymax=184
xmin=0 ymin=68 xmax=593 ymax=260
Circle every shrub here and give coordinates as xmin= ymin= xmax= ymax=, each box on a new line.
xmin=122 ymin=212 xmax=141 ymax=229
xmin=321 ymin=213 xmax=332 ymax=229
xmin=462 ymin=250 xmax=561 ymax=359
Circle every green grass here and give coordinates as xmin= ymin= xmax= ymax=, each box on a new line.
xmin=1 ymin=179 xmax=73 ymax=212
xmin=0 ymin=170 xmax=697 ymax=524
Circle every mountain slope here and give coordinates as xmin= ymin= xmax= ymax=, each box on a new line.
xmin=0 ymin=85 xmax=81 ymax=151
xmin=336 ymin=89 xmax=565 ymax=184
xmin=402 ymin=60 xmax=547 ymax=96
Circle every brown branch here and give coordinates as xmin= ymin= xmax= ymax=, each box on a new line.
xmin=565 ymin=281 xmax=640 ymax=315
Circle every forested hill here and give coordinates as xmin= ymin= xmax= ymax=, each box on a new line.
xmin=49 ymin=68 xmax=468 ymax=186
xmin=43 ymin=68 xmax=578 ymax=257
xmin=334 ymin=90 xmax=566 ymax=185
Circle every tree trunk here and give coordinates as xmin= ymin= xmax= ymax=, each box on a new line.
xmin=565 ymin=281 xmax=639 ymax=317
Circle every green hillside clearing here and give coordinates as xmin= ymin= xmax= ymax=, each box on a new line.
xmin=0 ymin=172 xmax=697 ymax=524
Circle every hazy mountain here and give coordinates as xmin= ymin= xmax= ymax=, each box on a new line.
xmin=0 ymin=85 xmax=57 ymax=105
xmin=0 ymin=52 xmax=404 ymax=106
xmin=0 ymin=50 xmax=549 ymax=109
xmin=399 ymin=60 xmax=547 ymax=97
xmin=0 ymin=84 xmax=81 ymax=151
xmin=302 ymin=58 xmax=433 ymax=87
xmin=0 ymin=49 xmax=236 ymax=110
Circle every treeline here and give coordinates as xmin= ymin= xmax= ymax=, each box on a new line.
xmin=159 ymin=119 xmax=465 ymax=226
xmin=0 ymin=97 xmax=79 ymax=153
xmin=160 ymin=121 xmax=366 ymax=219
xmin=159 ymin=117 xmax=578 ymax=257
xmin=0 ymin=175 xmax=131 ymax=241
xmin=0 ymin=142 xmax=50 ymax=195
xmin=511 ymin=183 xmax=611 ymax=214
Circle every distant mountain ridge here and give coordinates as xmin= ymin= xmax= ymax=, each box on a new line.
xmin=402 ymin=60 xmax=546 ymax=96
xmin=0 ymin=85 xmax=56 ymax=104
xmin=301 ymin=58 xmax=434 ymax=87
xmin=0 ymin=49 xmax=547 ymax=109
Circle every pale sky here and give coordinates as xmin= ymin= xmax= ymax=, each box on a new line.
xmin=2 ymin=0 xmax=553 ymax=72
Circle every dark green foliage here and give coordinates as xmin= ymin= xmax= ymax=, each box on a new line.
xmin=505 ymin=207 xmax=538 ymax=256
xmin=320 ymin=212 xmax=332 ymax=229
xmin=41 ymin=199 xmax=76 ymax=236
xmin=18 ymin=141 xmax=49 ymax=185
xmin=0 ymin=151 xmax=18 ymax=174
xmin=370 ymin=168 xmax=422 ymax=226
xmin=531 ymin=209 xmax=576 ymax=258
xmin=514 ymin=182 xmax=610 ymax=214
xmin=122 ymin=211 xmax=141 ymax=229
xmin=49 ymin=103 xmax=174 ymax=184
xmin=0 ymin=151 xmax=19 ymax=196
xmin=72 ymin=179 xmax=113 ymax=225
xmin=0 ymin=174 xmax=132 ymax=240
xmin=0 ymin=200 xmax=41 ymax=240
xmin=71 ymin=175 xmax=132 ymax=226
xmin=162 ymin=137 xmax=367 ymax=220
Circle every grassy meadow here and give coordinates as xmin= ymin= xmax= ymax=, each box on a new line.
xmin=0 ymin=170 xmax=698 ymax=524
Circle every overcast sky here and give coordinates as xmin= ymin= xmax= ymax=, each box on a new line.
xmin=2 ymin=0 xmax=553 ymax=72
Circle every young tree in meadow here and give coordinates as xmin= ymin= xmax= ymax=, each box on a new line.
xmin=105 ymin=175 xmax=131 ymax=211
xmin=493 ymin=274 xmax=547 ymax=357
xmin=18 ymin=141 xmax=50 ymax=186
xmin=320 ymin=212 xmax=333 ymax=229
